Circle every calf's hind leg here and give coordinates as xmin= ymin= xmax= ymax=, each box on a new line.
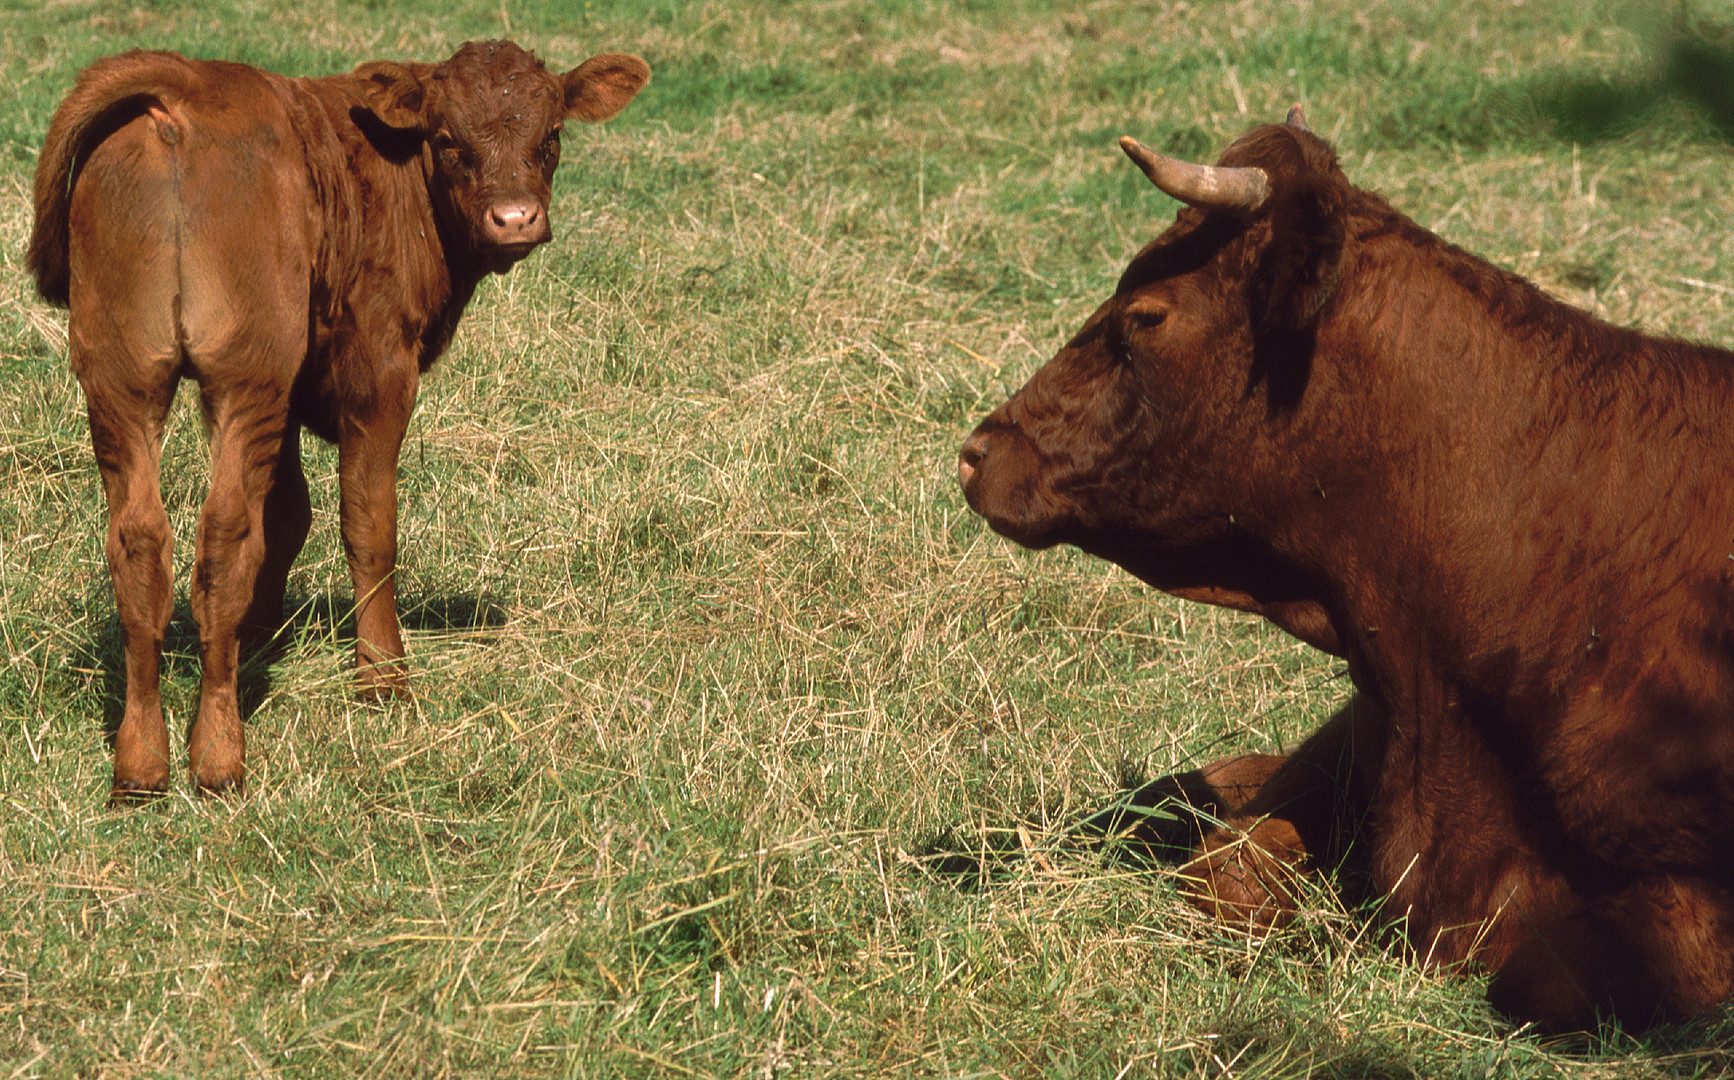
xmin=83 ymin=380 xmax=178 ymax=799
xmin=66 ymin=114 xmax=186 ymax=800
xmin=186 ymin=382 xmax=292 ymax=794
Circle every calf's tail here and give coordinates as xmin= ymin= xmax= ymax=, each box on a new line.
xmin=27 ymin=50 xmax=199 ymax=307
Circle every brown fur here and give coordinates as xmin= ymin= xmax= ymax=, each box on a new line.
xmin=29 ymin=42 xmax=647 ymax=799
xmin=959 ymin=118 xmax=1734 ymax=1032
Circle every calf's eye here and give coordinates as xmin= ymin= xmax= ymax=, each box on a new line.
xmin=430 ymin=133 xmax=466 ymax=168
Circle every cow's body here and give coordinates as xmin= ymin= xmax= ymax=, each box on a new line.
xmin=959 ymin=113 xmax=1734 ymax=1032
xmin=29 ymin=43 xmax=647 ymax=798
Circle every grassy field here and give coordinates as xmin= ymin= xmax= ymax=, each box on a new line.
xmin=2 ymin=0 xmax=1733 ymax=1076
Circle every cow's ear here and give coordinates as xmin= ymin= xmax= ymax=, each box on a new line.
xmin=563 ymin=53 xmax=650 ymax=123
xmin=1252 ymin=171 xmax=1345 ymax=332
xmin=355 ymin=61 xmax=428 ymax=131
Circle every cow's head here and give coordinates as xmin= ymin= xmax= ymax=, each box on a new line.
xmin=958 ymin=110 xmax=1351 ymax=590
xmin=356 ymin=41 xmax=649 ymax=273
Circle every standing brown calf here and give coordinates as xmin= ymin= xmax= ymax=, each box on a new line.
xmin=28 ymin=41 xmax=648 ymax=799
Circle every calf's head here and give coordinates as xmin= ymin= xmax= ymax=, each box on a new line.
xmin=958 ymin=111 xmax=1350 ymax=586
xmin=356 ymin=40 xmax=649 ymax=273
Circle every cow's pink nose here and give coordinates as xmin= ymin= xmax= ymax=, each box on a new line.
xmin=958 ymin=434 xmax=987 ymax=489
xmin=484 ymin=201 xmax=549 ymax=246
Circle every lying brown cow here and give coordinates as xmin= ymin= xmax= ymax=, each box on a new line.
xmin=958 ymin=108 xmax=1734 ymax=1032
xmin=28 ymin=41 xmax=648 ymax=798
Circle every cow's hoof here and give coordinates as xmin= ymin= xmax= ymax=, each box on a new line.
xmin=1179 ymin=821 xmax=1309 ymax=931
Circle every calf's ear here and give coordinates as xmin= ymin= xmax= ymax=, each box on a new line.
xmin=355 ymin=62 xmax=428 ymax=131
xmin=564 ymin=53 xmax=650 ymax=123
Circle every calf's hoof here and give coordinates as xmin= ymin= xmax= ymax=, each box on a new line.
xmin=194 ymin=770 xmax=246 ymax=800
xmin=189 ymin=741 xmax=246 ymax=800
xmin=355 ymin=663 xmax=412 ymax=701
xmin=108 ymin=776 xmax=170 ymax=807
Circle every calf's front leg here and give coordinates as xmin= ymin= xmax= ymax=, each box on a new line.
xmin=338 ymin=364 xmax=416 ymax=698
xmin=240 ymin=426 xmax=312 ymax=658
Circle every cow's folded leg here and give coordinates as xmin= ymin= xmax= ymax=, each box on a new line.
xmin=1180 ymin=693 xmax=1384 ymax=928
xmin=188 ymin=391 xmax=290 ymax=796
xmin=1486 ymin=876 xmax=1734 ymax=1033
xmin=1187 ymin=806 xmax=1336 ymax=928
xmin=1079 ymin=752 xmax=1291 ymax=859
xmin=338 ymin=364 xmax=416 ymax=699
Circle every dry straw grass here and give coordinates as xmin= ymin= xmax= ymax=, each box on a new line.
xmin=0 ymin=0 xmax=1731 ymax=1076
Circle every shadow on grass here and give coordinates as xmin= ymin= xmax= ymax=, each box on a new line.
xmin=1371 ymin=14 xmax=1734 ymax=150
xmin=78 ymin=590 xmax=510 ymax=744
xmin=1532 ymin=25 xmax=1734 ymax=144
xmin=912 ymin=763 xmax=1233 ymax=891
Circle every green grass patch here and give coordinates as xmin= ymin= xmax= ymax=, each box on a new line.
xmin=1 ymin=0 xmax=1732 ymax=1076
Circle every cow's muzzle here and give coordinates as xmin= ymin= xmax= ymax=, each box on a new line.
xmin=957 ymin=431 xmax=987 ymax=493
xmin=481 ymin=200 xmax=553 ymax=251
xmin=957 ymin=420 xmax=1066 ymax=549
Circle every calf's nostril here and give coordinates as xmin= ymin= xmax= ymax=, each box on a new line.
xmin=488 ymin=203 xmax=543 ymax=238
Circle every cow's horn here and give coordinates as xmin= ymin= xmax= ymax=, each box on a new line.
xmin=1119 ymin=136 xmax=1270 ymax=216
xmin=1285 ymin=104 xmax=1309 ymax=131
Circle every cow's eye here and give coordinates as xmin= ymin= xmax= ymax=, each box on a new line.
xmin=430 ymin=131 xmax=467 ymax=168
xmin=1109 ymin=305 xmax=1166 ymax=363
